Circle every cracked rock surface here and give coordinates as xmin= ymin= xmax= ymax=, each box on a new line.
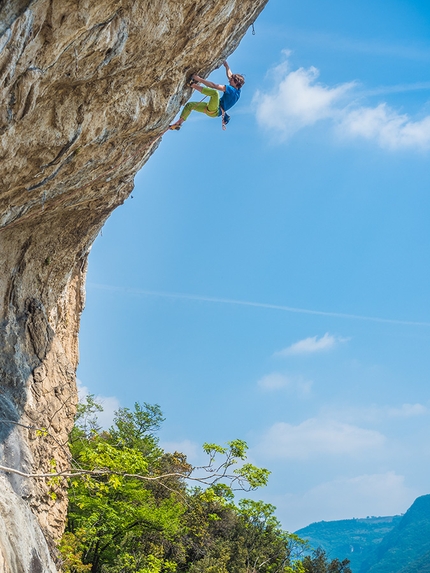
xmin=0 ymin=0 xmax=268 ymax=570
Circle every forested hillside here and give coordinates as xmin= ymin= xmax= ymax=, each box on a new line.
xmin=296 ymin=495 xmax=430 ymax=573
xmin=59 ymin=398 xmax=352 ymax=573
xmin=362 ymin=495 xmax=430 ymax=573
xmin=397 ymin=550 xmax=430 ymax=573
xmin=296 ymin=516 xmax=401 ymax=572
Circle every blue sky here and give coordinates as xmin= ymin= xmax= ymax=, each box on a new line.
xmin=78 ymin=0 xmax=430 ymax=531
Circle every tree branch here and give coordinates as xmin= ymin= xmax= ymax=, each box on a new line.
xmin=0 ymin=464 xmax=255 ymax=490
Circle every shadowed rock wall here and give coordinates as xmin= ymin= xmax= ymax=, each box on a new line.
xmin=0 ymin=0 xmax=268 ymax=570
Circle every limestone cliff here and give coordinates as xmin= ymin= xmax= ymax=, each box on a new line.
xmin=0 ymin=0 xmax=268 ymax=570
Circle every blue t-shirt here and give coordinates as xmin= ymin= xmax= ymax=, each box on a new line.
xmin=218 ymin=85 xmax=241 ymax=114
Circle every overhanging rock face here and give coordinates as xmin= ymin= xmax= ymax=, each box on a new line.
xmin=0 ymin=0 xmax=268 ymax=570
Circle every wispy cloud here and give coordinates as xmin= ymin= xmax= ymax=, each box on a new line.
xmin=361 ymin=81 xmax=430 ymax=97
xmin=386 ymin=403 xmax=428 ymax=418
xmin=255 ymin=54 xmax=430 ymax=150
xmin=325 ymin=402 xmax=429 ymax=424
xmin=257 ymin=418 xmax=385 ymax=460
xmin=283 ymin=29 xmax=430 ymax=62
xmin=257 ymin=372 xmax=313 ymax=396
xmin=275 ymin=333 xmax=348 ymax=356
xmin=88 ymin=283 xmax=430 ymax=327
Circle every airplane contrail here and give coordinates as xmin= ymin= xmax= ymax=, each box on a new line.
xmin=89 ymin=283 xmax=430 ymax=327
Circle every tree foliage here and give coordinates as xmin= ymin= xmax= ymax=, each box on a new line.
xmin=60 ymin=397 xmax=351 ymax=573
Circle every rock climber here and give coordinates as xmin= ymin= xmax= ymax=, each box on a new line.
xmin=169 ymin=60 xmax=245 ymax=130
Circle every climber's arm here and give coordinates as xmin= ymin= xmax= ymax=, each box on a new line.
xmin=223 ymin=60 xmax=233 ymax=80
xmin=192 ymin=74 xmax=226 ymax=92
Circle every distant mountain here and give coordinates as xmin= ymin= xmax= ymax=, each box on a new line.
xmin=362 ymin=494 xmax=430 ymax=573
xmin=296 ymin=515 xmax=401 ymax=573
xmin=398 ymin=550 xmax=430 ymax=573
xmin=295 ymin=494 xmax=430 ymax=573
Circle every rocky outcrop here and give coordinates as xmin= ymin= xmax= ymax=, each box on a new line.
xmin=0 ymin=0 xmax=267 ymax=570
xmin=0 ymin=476 xmax=57 ymax=572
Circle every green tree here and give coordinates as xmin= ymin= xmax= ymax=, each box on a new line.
xmin=60 ymin=397 xmax=352 ymax=573
xmin=231 ymin=499 xmax=308 ymax=573
xmin=60 ymin=398 xmax=271 ymax=573
xmin=63 ymin=400 xmax=185 ymax=573
xmin=301 ymin=548 xmax=352 ymax=573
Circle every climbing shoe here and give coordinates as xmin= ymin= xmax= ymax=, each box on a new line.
xmin=169 ymin=124 xmax=181 ymax=130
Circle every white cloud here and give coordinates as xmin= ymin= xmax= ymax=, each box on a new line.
xmin=160 ymin=439 xmax=200 ymax=463
xmin=258 ymin=372 xmax=290 ymax=390
xmin=275 ymin=332 xmax=347 ymax=356
xmin=255 ymin=55 xmax=430 ymax=150
xmin=255 ymin=65 xmax=354 ymax=138
xmin=339 ymin=104 xmax=430 ymax=149
xmin=96 ymin=395 xmax=121 ymax=429
xmin=77 ymin=379 xmax=90 ymax=401
xmin=257 ymin=418 xmax=385 ymax=460
xmin=257 ymin=372 xmax=313 ymax=396
xmin=77 ymin=379 xmax=120 ymax=429
xmin=276 ymin=472 xmax=416 ymax=531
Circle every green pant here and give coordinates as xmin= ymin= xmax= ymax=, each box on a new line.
xmin=180 ymin=87 xmax=220 ymax=121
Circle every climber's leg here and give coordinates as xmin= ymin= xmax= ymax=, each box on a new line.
xmin=180 ymin=101 xmax=210 ymax=121
xmin=170 ymin=84 xmax=220 ymax=129
xmin=201 ymin=87 xmax=220 ymax=117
